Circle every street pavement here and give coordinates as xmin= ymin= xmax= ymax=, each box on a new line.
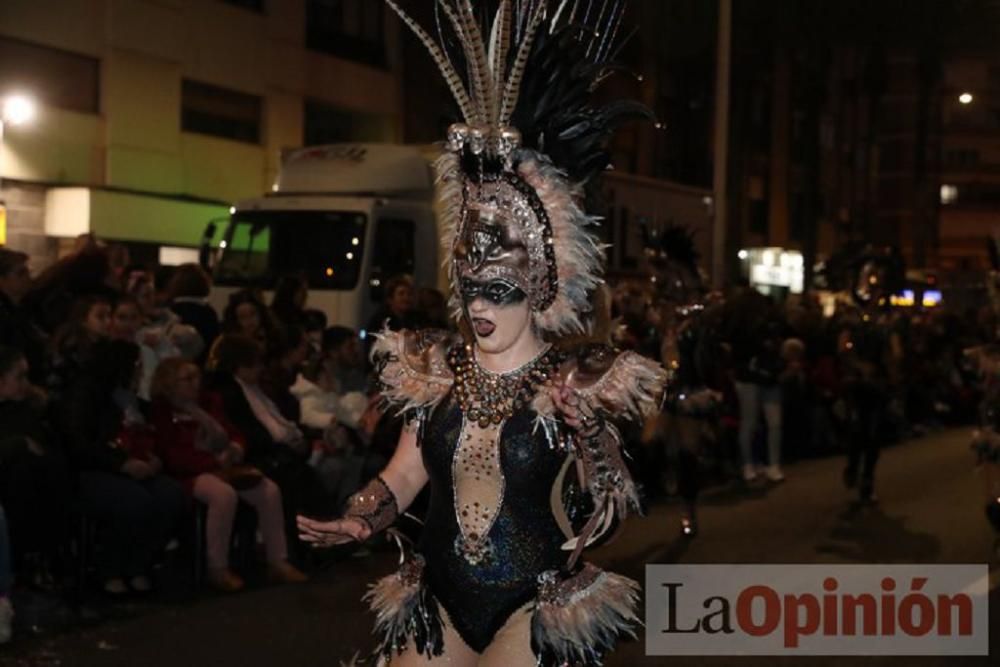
xmin=4 ymin=426 xmax=999 ymax=666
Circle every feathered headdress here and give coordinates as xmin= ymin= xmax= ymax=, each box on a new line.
xmin=387 ymin=0 xmax=651 ymax=336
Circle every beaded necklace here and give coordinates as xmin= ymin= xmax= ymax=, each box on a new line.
xmin=448 ymin=342 xmax=561 ymax=428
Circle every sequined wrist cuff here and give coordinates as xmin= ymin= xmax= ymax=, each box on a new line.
xmin=575 ymin=411 xmax=607 ymax=442
xmin=576 ymin=423 xmax=626 ymax=497
xmin=345 ymin=476 xmax=399 ymax=535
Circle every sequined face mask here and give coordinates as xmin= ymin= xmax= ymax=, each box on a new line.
xmin=459 ymin=277 xmax=527 ymax=307
xmin=452 ymin=176 xmax=558 ymax=314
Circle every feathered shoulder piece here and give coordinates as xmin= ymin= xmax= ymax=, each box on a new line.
xmin=533 ymin=343 xmax=666 ymax=422
xmin=371 ymin=329 xmax=457 ymax=413
xmin=569 ymin=344 xmax=666 ymax=419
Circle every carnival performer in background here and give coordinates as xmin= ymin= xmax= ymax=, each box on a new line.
xmin=820 ymin=243 xmax=905 ymax=504
xmin=297 ymin=1 xmax=665 ymax=665
xmin=642 ymin=226 xmax=724 ymax=538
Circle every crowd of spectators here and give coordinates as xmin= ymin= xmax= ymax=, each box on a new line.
xmin=0 ymin=244 xmax=434 ymax=644
xmin=612 ymin=276 xmax=993 ymax=502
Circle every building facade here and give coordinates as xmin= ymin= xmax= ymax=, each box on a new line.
xmin=0 ymin=0 xmax=403 ymax=267
xmin=938 ymin=57 xmax=1000 ymax=271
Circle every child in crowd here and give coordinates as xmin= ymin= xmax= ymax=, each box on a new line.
xmin=46 ymin=295 xmax=112 ymax=403
xmin=150 ymin=359 xmax=306 ymax=592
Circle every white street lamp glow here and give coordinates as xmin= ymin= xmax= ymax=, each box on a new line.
xmin=959 ymin=92 xmax=973 ymax=105
xmin=2 ymin=94 xmax=37 ymax=126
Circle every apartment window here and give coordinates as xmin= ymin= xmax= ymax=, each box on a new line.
xmin=221 ymin=0 xmax=264 ymax=10
xmin=306 ymin=0 xmax=386 ymax=67
xmin=181 ymin=80 xmax=261 ymax=144
xmin=0 ymin=36 xmax=99 ymax=114
xmin=304 ymin=99 xmax=390 ymax=144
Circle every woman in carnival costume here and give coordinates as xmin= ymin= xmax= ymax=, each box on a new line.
xmin=642 ymin=226 xmax=724 ymax=538
xmin=298 ymin=1 xmax=665 ymax=665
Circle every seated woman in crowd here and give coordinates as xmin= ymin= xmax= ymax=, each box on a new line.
xmin=261 ymin=325 xmax=311 ymax=423
xmin=222 ymin=290 xmax=280 ymax=358
xmin=203 ymin=335 xmax=327 ymax=553
xmin=123 ymin=270 xmax=203 ymax=401
xmin=0 ymin=346 xmax=72 ymax=590
xmin=149 ymin=359 xmax=306 ymax=592
xmin=46 ymin=294 xmax=112 ymax=403
xmin=165 ymin=264 xmax=220 ymax=363
xmin=56 ymin=340 xmax=187 ymax=596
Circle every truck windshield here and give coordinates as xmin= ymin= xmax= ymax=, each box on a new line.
xmin=214 ymin=210 xmax=366 ymax=290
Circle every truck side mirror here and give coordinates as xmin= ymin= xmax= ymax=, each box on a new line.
xmin=199 ymin=220 xmax=218 ymax=269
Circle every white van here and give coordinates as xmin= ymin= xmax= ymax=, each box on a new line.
xmin=205 ymin=144 xmax=442 ymax=333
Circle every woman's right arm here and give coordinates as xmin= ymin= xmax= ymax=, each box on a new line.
xmin=297 ymin=418 xmax=427 ymax=545
xmin=375 ymin=419 xmax=428 ymax=513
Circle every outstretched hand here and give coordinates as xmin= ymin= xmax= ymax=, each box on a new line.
xmin=296 ymin=515 xmax=371 ymax=548
xmin=549 ymin=382 xmax=599 ymax=433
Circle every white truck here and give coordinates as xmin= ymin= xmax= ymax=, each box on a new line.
xmin=205 ymin=144 xmax=442 ymax=333
xmin=204 ymin=143 xmax=714 ymax=331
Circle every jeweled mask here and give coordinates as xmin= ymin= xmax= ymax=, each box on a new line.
xmin=453 ymin=173 xmax=558 ymax=313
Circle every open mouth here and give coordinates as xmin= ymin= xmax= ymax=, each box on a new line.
xmin=472 ymin=318 xmax=496 ymax=338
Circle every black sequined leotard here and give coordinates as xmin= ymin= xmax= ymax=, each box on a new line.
xmin=369 ymin=329 xmax=666 ymax=663
xmin=419 ymin=390 xmax=570 ymax=651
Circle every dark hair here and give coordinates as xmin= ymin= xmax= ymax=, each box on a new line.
xmin=207 ymin=334 xmax=263 ymax=374
xmin=0 ymin=248 xmax=28 ymax=277
xmin=85 ymin=339 xmax=140 ymax=391
xmin=166 ymin=263 xmax=211 ymax=299
xmin=322 ymin=326 xmax=356 ymax=353
xmin=153 ymin=265 xmax=176 ymax=292
xmin=51 ymin=294 xmax=112 ymax=354
xmin=0 ymin=345 xmax=26 ymax=376
xmin=302 ymin=308 xmax=327 ymax=333
xmin=301 ymin=355 xmax=332 ymax=384
xmin=271 ymin=274 xmax=308 ymax=327
xmin=32 ymin=248 xmax=111 ymax=297
xmin=223 ymin=290 xmax=271 ymax=333
xmin=272 ymin=324 xmax=307 ymax=359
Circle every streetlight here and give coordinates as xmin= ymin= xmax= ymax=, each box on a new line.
xmin=959 ymin=92 xmax=974 ymax=105
xmin=0 ymin=92 xmax=37 ymax=207
xmin=2 ymin=94 xmax=36 ymax=126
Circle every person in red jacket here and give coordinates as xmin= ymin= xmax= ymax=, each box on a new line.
xmin=149 ymin=358 xmax=306 ymax=592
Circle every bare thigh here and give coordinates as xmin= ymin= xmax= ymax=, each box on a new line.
xmin=477 ymin=603 xmax=535 ymax=667
xmin=387 ymin=606 xmax=479 ymax=667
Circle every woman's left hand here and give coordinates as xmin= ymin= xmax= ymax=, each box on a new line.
xmin=550 ymin=383 xmax=599 ymax=433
